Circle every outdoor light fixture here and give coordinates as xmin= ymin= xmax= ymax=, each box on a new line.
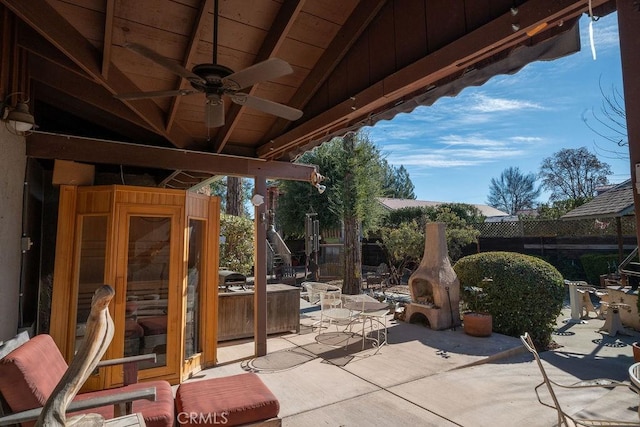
xmin=250 ymin=193 xmax=265 ymax=207
xmin=1 ymin=92 xmax=35 ymax=135
xmin=310 ymin=169 xmax=327 ymax=194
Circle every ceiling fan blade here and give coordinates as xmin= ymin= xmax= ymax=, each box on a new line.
xmin=205 ymin=96 xmax=225 ymax=128
xmin=223 ymin=58 xmax=293 ymax=90
xmin=231 ymin=94 xmax=303 ymax=121
xmin=124 ymin=42 xmax=205 ymax=84
xmin=114 ymin=89 xmax=198 ymax=100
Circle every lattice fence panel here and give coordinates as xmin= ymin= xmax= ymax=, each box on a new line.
xmin=473 ymin=217 xmax=637 ymax=238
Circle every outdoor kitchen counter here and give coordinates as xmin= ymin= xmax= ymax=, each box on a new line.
xmin=218 ymin=284 xmax=301 ymax=341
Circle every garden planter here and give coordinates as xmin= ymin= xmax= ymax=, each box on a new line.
xmin=463 ymin=312 xmax=492 ymax=337
xmin=633 ymin=342 xmax=640 ymax=362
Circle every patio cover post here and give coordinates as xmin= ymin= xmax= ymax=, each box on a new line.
xmin=254 ymin=177 xmax=268 ymax=356
xmin=617 ymin=1 xmax=640 ymax=253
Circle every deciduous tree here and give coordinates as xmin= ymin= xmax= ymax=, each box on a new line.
xmin=582 ymin=81 xmax=627 ymax=160
xmin=539 ymin=147 xmax=611 ymax=202
xmin=487 ymin=167 xmax=540 ymax=215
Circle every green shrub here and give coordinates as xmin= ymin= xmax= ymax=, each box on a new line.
xmin=454 ymin=251 xmax=565 ymax=348
xmin=579 ymin=253 xmax=620 ymax=286
xmin=535 ymin=255 xmax=586 ymax=283
xmin=219 ymin=214 xmax=254 ymax=275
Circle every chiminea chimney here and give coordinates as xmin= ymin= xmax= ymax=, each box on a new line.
xmin=405 ymin=222 xmax=461 ymax=330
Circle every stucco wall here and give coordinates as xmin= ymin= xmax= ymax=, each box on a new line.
xmin=0 ymin=126 xmax=25 ymax=341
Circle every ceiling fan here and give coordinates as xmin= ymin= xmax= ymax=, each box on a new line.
xmin=114 ymin=0 xmax=303 ymax=128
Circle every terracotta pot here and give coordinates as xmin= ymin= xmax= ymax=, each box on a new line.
xmin=463 ymin=312 xmax=492 ymax=337
xmin=633 ymin=342 xmax=640 ymax=362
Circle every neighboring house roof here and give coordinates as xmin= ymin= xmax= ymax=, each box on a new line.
xmin=561 ymin=180 xmax=635 ymax=220
xmin=377 ymin=198 xmax=509 ymax=219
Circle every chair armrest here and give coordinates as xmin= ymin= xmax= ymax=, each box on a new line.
xmin=550 ymin=377 xmax=630 ymax=389
xmin=0 ymin=387 xmax=156 ymax=426
xmin=96 ymin=354 xmax=156 ymax=385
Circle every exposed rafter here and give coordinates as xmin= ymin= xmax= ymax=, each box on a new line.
xmin=212 ymin=0 xmax=305 ymax=153
xmin=29 ymin=55 xmax=155 ymax=131
xmin=166 ymin=0 xmax=212 ymax=133
xmin=102 ymin=0 xmax=115 ymax=79
xmin=262 ymin=0 xmax=387 ymax=146
xmin=2 ymin=0 xmax=193 ymax=148
xmin=257 ymin=0 xmax=608 ymax=160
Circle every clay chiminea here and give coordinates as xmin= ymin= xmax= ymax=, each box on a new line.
xmin=404 ymin=222 xmax=461 ymax=330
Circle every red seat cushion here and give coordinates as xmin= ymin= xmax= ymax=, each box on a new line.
xmin=175 ymin=373 xmax=279 ymax=427
xmin=138 ymin=316 xmax=167 ymax=335
xmin=77 ymin=381 xmax=175 ymax=427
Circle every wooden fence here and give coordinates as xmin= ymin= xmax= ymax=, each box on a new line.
xmin=293 ymin=217 xmax=640 ymax=280
xmin=473 ymin=217 xmax=637 ymax=238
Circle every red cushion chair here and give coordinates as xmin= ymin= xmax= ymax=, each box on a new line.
xmin=0 ymin=334 xmax=174 ymax=427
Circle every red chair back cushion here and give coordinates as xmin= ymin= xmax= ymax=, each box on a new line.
xmin=0 ymin=334 xmax=68 ymax=414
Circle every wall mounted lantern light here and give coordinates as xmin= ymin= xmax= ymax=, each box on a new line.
xmin=1 ymin=92 xmax=35 ymax=135
xmin=250 ymin=193 xmax=265 ymax=207
xmin=310 ymin=170 xmax=326 ymax=194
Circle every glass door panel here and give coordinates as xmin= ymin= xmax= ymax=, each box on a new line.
xmin=185 ymin=220 xmax=204 ymax=359
xmin=75 ymin=215 xmax=107 ymax=353
xmin=125 ymin=216 xmax=171 ymax=369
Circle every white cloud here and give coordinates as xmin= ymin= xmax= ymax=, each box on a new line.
xmin=438 ymin=134 xmax=508 ymax=148
xmin=381 ymin=143 xmax=417 ymax=151
xmin=467 ymin=93 xmax=543 ymax=113
xmin=384 ymin=133 xmax=529 ymax=169
xmin=509 ymin=136 xmax=543 ymax=143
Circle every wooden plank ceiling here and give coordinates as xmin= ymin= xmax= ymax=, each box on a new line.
xmin=0 ymin=0 xmax=615 ymax=188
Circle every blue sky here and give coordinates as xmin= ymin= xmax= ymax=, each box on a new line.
xmin=366 ymin=12 xmax=628 ymax=206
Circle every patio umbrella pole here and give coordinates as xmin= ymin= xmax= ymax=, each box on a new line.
xmin=446 ymin=287 xmax=455 ymax=331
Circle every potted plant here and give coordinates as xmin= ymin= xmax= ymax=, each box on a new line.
xmin=461 ymin=280 xmax=493 ymax=337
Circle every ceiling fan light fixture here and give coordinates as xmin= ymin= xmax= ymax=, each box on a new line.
xmin=205 ymin=95 xmax=225 ymax=128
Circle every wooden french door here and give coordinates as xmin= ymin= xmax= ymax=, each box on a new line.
xmin=108 ymin=204 xmax=183 ymax=386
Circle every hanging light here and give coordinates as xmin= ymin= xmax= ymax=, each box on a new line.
xmin=310 ymin=169 xmax=327 ymax=194
xmin=1 ymin=92 xmax=35 ymax=135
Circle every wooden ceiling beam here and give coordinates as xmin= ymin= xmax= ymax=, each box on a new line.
xmin=257 ymin=0 xmax=607 ymax=159
xmin=261 ymin=0 xmax=387 ymax=146
xmin=32 ymin=82 xmax=166 ymax=144
xmin=102 ymin=0 xmax=115 ymax=79
xmin=18 ymin=24 xmax=88 ymax=80
xmin=28 ymin=55 xmax=154 ymax=131
xmin=27 ymin=132 xmax=320 ymax=182
xmin=166 ymin=0 xmax=213 ymax=133
xmin=1 ymin=0 xmax=193 ymax=148
xmin=212 ymin=0 xmax=305 ymax=154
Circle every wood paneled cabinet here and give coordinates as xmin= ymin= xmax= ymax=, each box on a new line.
xmin=50 ymin=185 xmax=220 ymax=388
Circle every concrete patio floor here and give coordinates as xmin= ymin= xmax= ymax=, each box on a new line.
xmin=189 ymin=300 xmax=640 ymax=426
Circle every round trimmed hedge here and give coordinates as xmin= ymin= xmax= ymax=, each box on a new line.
xmin=453 ymin=251 xmax=564 ymax=348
